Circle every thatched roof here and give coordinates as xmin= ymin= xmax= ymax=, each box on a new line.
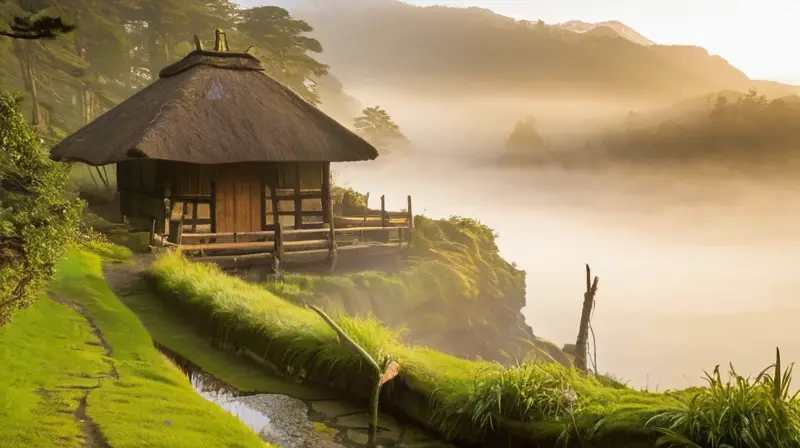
xmin=50 ymin=31 xmax=378 ymax=166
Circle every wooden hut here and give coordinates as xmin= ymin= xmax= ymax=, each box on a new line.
xmin=50 ymin=30 xmax=405 ymax=265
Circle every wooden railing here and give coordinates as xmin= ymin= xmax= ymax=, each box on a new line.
xmin=157 ymin=194 xmax=413 ymax=269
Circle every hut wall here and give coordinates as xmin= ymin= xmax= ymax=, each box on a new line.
xmin=117 ymin=159 xmax=167 ymax=231
xmin=118 ymin=160 xmax=328 ymax=235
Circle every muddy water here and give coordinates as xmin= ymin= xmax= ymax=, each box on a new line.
xmin=333 ymin=150 xmax=800 ymax=391
xmin=160 ymin=349 xmax=454 ymax=448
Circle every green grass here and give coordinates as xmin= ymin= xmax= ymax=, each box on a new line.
xmin=148 ymin=252 xmax=800 ymax=446
xmin=0 ymin=248 xmax=269 ymax=448
xmin=147 ymin=253 xmax=677 ymax=446
xmin=264 ymin=215 xmax=560 ymax=363
xmin=646 ymin=348 xmax=800 ymax=447
xmin=114 ymin=276 xmax=334 ymax=400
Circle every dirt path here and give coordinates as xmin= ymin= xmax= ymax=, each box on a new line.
xmin=101 ymin=253 xmax=155 ymax=299
xmin=47 ymin=293 xmax=117 ymax=448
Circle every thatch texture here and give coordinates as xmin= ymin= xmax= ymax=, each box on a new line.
xmin=50 ymin=50 xmax=378 ymax=166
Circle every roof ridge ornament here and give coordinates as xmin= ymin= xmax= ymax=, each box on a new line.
xmin=214 ymin=28 xmax=230 ymax=52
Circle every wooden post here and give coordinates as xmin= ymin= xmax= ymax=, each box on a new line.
xmin=380 ymin=195 xmax=386 ymax=228
xmin=328 ymin=196 xmax=337 ymax=266
xmin=575 ymin=264 xmax=599 ymax=372
xmin=150 ymin=218 xmax=156 ymax=247
xmin=272 ymin=222 xmax=283 ymax=275
xmin=294 ymin=163 xmax=302 ymax=230
xmin=406 ymin=195 xmax=413 ymax=248
xmin=360 ymin=192 xmax=370 ymax=242
xmin=321 ymin=162 xmax=331 ymax=224
xmin=209 ymin=182 xmax=217 ymax=240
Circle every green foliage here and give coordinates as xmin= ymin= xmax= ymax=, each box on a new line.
xmin=0 ymin=92 xmax=84 ymax=325
xmin=353 ymin=106 xmax=407 ymax=151
xmin=0 ymin=14 xmax=75 ymax=39
xmin=238 ymin=6 xmax=329 ymax=104
xmin=430 ymin=361 xmax=575 ymax=437
xmin=602 ymin=89 xmax=800 ymax=162
xmin=0 ymin=0 xmax=339 ymax=138
xmin=647 ymin=348 xmax=800 ymax=448
xmin=506 ymin=117 xmax=545 ymax=152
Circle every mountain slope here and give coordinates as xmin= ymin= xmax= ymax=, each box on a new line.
xmin=555 ymin=20 xmax=655 ymax=46
xmin=276 ymin=0 xmax=799 ymax=99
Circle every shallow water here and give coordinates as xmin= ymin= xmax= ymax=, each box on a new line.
xmin=161 ymin=348 xmax=454 ymax=447
xmin=333 ymin=150 xmax=800 ymax=391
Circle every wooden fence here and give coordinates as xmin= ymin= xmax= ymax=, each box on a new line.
xmin=153 ymin=193 xmax=414 ymax=270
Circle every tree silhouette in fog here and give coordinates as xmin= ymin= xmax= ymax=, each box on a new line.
xmin=506 ymin=117 xmax=544 ymax=152
xmin=353 ymin=106 xmax=406 ymax=150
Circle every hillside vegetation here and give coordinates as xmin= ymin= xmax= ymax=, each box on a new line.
xmin=264 ymin=215 xmax=562 ymax=365
xmin=599 ymin=89 xmax=800 ymax=164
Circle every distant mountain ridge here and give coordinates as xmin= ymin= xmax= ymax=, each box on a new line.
xmin=554 ymin=20 xmax=655 ymax=46
xmin=270 ymin=0 xmax=800 ymax=99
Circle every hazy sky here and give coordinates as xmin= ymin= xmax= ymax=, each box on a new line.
xmin=240 ymin=0 xmax=799 ymax=83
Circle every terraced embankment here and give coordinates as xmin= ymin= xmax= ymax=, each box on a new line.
xmin=145 ymin=252 xmax=681 ymax=447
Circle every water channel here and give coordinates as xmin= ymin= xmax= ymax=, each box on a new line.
xmin=159 ymin=347 xmax=455 ymax=448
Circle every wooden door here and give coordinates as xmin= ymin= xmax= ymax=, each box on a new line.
xmin=214 ymin=165 xmax=263 ymax=233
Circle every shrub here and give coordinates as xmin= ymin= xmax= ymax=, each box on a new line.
xmin=0 ymin=92 xmax=84 ymax=325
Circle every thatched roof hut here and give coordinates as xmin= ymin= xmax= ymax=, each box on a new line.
xmin=50 ymin=30 xmax=378 ymax=165
xmin=50 ymin=30 xmax=381 ymax=240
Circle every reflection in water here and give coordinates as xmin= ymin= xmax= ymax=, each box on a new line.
xmin=190 ymin=373 xmax=273 ymax=435
xmin=334 ymin=151 xmax=800 ymax=391
xmin=159 ymin=346 xmax=274 ymax=435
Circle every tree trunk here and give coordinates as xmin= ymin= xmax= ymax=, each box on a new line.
xmin=11 ymin=40 xmax=45 ymax=130
xmin=147 ymin=28 xmax=169 ymax=79
xmin=574 ymin=264 xmax=599 ymax=372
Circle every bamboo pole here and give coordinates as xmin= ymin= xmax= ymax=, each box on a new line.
xmin=309 ymin=305 xmax=400 ymax=447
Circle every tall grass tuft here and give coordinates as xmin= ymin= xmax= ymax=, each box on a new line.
xmin=429 ymin=361 xmax=576 ymax=438
xmin=647 ymin=347 xmax=800 ymax=448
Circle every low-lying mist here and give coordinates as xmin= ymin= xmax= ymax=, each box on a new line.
xmin=334 ymin=88 xmax=800 ymax=391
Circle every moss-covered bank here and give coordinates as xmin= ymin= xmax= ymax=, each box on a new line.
xmin=264 ymin=215 xmax=569 ymax=366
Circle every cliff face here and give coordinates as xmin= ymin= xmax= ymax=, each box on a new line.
xmin=267 ymin=216 xmax=571 ymax=367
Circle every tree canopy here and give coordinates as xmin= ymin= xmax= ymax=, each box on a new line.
xmin=600 ymin=89 xmax=800 ymax=162
xmin=0 ymin=0 xmax=344 ymax=137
